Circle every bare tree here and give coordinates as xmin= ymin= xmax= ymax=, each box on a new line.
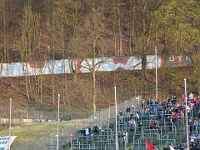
xmin=20 ymin=0 xmax=42 ymax=102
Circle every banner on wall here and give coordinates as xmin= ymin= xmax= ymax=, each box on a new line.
xmin=0 ymin=136 xmax=17 ymax=150
xmin=0 ymin=55 xmax=195 ymax=77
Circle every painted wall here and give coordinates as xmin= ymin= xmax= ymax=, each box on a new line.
xmin=0 ymin=55 xmax=194 ymax=77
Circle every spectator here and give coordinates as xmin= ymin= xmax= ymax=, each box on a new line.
xmin=172 ymin=95 xmax=177 ymax=106
xmin=168 ymin=102 xmax=172 ymax=109
xmin=157 ymin=125 xmax=162 ymax=134
xmin=189 ymin=93 xmax=194 ymax=103
xmin=147 ymin=98 xmax=151 ymax=106
xmin=188 ymin=119 xmax=193 ymax=133
xmin=163 ymin=144 xmax=168 ymax=150
xmin=171 ymin=112 xmax=179 ymax=127
xmin=70 ymin=134 xmax=75 ymax=140
xmin=45 ymin=116 xmax=49 ymax=122
xmin=178 ymin=142 xmax=185 ymax=150
xmin=193 ymin=120 xmax=198 ymax=133
xmin=118 ymin=131 xmax=124 ymax=142
xmin=39 ymin=116 xmax=42 ymax=123
xmin=119 ymin=110 xmax=123 ymax=123
xmin=85 ymin=126 xmax=90 ymax=137
xmin=126 ymin=106 xmax=131 ymax=116
xmin=152 ymin=99 xmax=158 ymax=114
xmin=190 ymin=134 xmax=196 ymax=144
xmin=181 ymin=95 xmax=185 ymax=105
xmin=149 ymin=121 xmax=154 ymax=129
xmin=142 ymin=99 xmax=145 ymax=110
xmin=123 ymin=130 xmax=128 ymax=146
xmin=93 ymin=125 xmax=99 ymax=135
xmin=128 ymin=119 xmax=136 ymax=132
xmin=131 ymin=104 xmax=135 ymax=112
xmin=162 ymin=100 xmax=167 ymax=110
xmin=88 ymin=126 xmax=91 ymax=135
xmin=60 ymin=116 xmax=63 ymax=122
xmin=180 ymin=110 xmax=184 ymax=125
xmin=138 ymin=121 xmax=143 ymax=131
xmin=170 ymin=143 xmax=176 ymax=149
xmin=119 ymin=110 xmax=123 ymax=116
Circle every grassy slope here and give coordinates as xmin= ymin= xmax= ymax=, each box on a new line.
xmin=0 ymin=119 xmax=89 ymax=149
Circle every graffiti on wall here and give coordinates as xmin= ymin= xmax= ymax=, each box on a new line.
xmin=0 ymin=55 xmax=195 ymax=77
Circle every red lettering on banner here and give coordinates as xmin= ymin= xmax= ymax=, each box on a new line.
xmin=169 ymin=56 xmax=194 ymax=62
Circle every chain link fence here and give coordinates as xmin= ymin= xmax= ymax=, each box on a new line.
xmin=1 ymin=96 xmax=141 ymax=150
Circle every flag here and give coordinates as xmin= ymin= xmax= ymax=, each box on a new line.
xmin=145 ymin=140 xmax=156 ymax=150
xmin=169 ymin=145 xmax=175 ymax=150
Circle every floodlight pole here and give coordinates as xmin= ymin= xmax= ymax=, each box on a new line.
xmin=184 ymin=79 xmax=189 ymax=150
xmin=8 ymin=98 xmax=12 ymax=150
xmin=155 ymin=46 xmax=158 ymax=101
xmin=114 ymin=85 xmax=119 ymax=150
xmin=57 ymin=94 xmax=60 ymax=150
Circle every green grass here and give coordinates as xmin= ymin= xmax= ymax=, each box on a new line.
xmin=0 ymin=119 xmax=89 ymax=149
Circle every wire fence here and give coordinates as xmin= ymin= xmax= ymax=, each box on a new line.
xmin=5 ymin=96 xmax=142 ymax=150
xmin=0 ymin=109 xmax=93 ymax=125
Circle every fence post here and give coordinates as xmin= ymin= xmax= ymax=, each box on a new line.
xmin=26 ymin=110 xmax=28 ymax=125
xmin=34 ymin=140 xmax=36 ymax=150
xmin=124 ymin=100 xmax=127 ymax=113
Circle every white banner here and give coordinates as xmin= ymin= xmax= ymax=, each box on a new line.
xmin=0 ymin=136 xmax=17 ymax=150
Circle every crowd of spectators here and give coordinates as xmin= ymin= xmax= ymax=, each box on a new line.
xmin=69 ymin=92 xmax=200 ymax=149
xmin=117 ymin=93 xmax=200 ymax=149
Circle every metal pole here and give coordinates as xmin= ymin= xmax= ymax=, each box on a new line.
xmin=8 ymin=98 xmax=12 ymax=150
xmin=114 ymin=85 xmax=119 ymax=150
xmin=137 ymin=95 xmax=140 ymax=109
xmin=155 ymin=46 xmax=158 ymax=100
xmin=109 ymin=105 xmax=110 ymax=118
xmin=57 ymin=94 xmax=60 ymax=150
xmin=184 ymin=78 xmax=189 ymax=150
xmin=107 ymin=106 xmax=111 ymax=128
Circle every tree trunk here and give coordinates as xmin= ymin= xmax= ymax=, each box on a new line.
xmin=117 ymin=0 xmax=123 ymax=56
xmin=3 ymin=0 xmax=7 ymax=62
xmin=92 ymin=70 xmax=96 ymax=117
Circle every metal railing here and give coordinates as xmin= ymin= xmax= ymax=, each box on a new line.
xmin=13 ymin=96 xmax=141 ymax=150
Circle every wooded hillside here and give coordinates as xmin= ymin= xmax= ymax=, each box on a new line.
xmin=0 ymin=0 xmax=199 ymax=113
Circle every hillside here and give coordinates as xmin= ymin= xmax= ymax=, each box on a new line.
xmin=0 ymin=66 xmax=196 ymax=113
xmin=0 ymin=0 xmax=199 ymax=113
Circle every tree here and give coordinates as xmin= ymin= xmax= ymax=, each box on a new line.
xmin=20 ymin=0 xmax=42 ymax=102
xmin=2 ymin=0 xmax=8 ymax=62
xmin=155 ymin=0 xmax=200 ymax=53
xmin=155 ymin=0 xmax=200 ymax=93
xmin=68 ymin=0 xmax=106 ymax=116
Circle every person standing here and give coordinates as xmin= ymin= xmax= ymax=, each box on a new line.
xmin=142 ymin=99 xmax=145 ymax=110
xmin=180 ymin=110 xmax=184 ymax=125
xmin=85 ymin=126 xmax=89 ymax=137
xmin=193 ymin=120 xmax=198 ymax=133
xmin=39 ymin=116 xmax=42 ymax=123
xmin=126 ymin=106 xmax=131 ymax=116
xmin=70 ymin=134 xmax=75 ymax=140
xmin=123 ymin=130 xmax=128 ymax=147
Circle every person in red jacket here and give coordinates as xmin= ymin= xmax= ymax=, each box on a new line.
xmin=149 ymin=121 xmax=154 ymax=129
xmin=70 ymin=134 xmax=75 ymax=140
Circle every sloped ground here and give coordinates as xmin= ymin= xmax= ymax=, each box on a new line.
xmin=0 ymin=66 xmax=196 ymax=115
xmin=0 ymin=1 xmax=196 ymax=114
